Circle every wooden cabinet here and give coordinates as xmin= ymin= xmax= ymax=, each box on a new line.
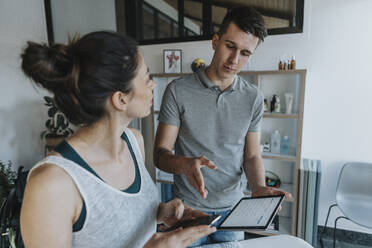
xmin=148 ymin=70 xmax=306 ymax=236
xmin=239 ymin=70 xmax=306 ymax=236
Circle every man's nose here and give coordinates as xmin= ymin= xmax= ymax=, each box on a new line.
xmin=229 ymin=51 xmax=239 ymax=64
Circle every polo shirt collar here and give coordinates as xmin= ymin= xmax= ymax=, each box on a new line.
xmin=197 ymin=69 xmax=238 ymax=91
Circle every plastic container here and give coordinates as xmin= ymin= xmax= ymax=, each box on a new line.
xmin=281 ymin=136 xmax=289 ymax=155
xmin=271 ymin=130 xmax=281 ymax=154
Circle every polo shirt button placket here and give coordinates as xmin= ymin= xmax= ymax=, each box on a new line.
xmin=217 ymin=93 xmax=224 ymax=108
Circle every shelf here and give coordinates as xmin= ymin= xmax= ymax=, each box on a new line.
xmin=263 ymin=112 xmax=298 ymax=119
xmin=261 ymin=152 xmax=296 ymax=162
xmin=156 ymin=179 xmax=174 ymax=184
xmin=157 ymin=170 xmax=174 ymax=184
xmin=151 ymin=70 xmax=306 ymax=79
xmin=239 ymin=69 xmax=306 ymax=76
xmin=151 ymin=72 xmax=192 ymax=78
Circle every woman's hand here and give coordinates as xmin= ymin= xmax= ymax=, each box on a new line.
xmin=157 ymin=198 xmax=207 ymax=228
xmin=144 ymin=225 xmax=216 ymax=248
xmin=147 ymin=199 xmax=216 ymax=247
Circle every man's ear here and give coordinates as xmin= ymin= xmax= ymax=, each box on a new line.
xmin=212 ymin=34 xmax=220 ymax=50
xmin=111 ymin=91 xmax=129 ymax=111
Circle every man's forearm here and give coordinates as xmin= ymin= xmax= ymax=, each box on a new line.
xmin=244 ymin=155 xmax=266 ymax=192
xmin=153 ymin=147 xmax=190 ymax=174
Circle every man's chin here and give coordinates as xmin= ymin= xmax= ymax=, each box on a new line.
xmin=220 ymin=69 xmax=237 ymax=78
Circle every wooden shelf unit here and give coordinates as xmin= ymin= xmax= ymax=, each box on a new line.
xmin=240 ymin=69 xmax=306 ymax=236
xmin=263 ymin=113 xmax=299 ymax=119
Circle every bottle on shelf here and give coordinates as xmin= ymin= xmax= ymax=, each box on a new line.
xmin=281 ymin=136 xmax=290 ymax=155
xmin=270 ymin=94 xmax=281 ymax=113
xmin=290 ymin=55 xmax=296 ymax=70
xmin=278 ymin=58 xmax=283 ymax=70
xmin=264 ymin=98 xmax=269 ymax=112
xmin=263 ymin=142 xmax=270 ymax=152
xmin=284 ymin=93 xmax=294 ymax=114
xmin=274 ymin=95 xmax=281 ymax=113
xmin=271 ymin=130 xmax=281 ymax=154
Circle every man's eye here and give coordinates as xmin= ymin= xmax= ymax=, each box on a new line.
xmin=242 ymin=52 xmax=251 ymax=57
xmin=226 ymin=44 xmax=234 ymax=49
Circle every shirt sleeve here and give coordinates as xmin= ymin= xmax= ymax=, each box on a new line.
xmin=248 ymin=91 xmax=264 ymax=132
xmin=158 ymin=82 xmax=181 ymax=127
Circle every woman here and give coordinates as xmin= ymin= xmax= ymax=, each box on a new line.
xmin=20 ymin=31 xmax=215 ymax=248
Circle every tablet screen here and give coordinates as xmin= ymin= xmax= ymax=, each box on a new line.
xmin=218 ymin=195 xmax=285 ymax=230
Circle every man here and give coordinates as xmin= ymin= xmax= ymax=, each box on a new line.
xmin=154 ymin=6 xmax=290 ymax=245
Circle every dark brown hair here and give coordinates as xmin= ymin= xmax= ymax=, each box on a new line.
xmin=21 ymin=31 xmax=139 ymax=125
xmin=217 ymin=6 xmax=267 ymax=43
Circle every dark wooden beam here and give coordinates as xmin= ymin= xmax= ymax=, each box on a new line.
xmin=115 ymin=0 xmax=126 ymax=34
xmin=210 ymin=1 xmax=293 ymax=21
xmin=44 ymin=0 xmax=54 ymax=44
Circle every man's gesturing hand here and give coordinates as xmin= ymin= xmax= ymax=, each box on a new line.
xmin=184 ymin=156 xmax=217 ymax=198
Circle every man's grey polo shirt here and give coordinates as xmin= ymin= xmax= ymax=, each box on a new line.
xmin=159 ymin=69 xmax=264 ymax=211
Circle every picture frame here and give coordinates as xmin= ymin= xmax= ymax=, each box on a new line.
xmin=163 ymin=49 xmax=182 ymax=73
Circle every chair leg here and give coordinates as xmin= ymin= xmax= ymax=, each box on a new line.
xmin=324 ymin=204 xmax=337 ymax=233
xmin=319 ymin=204 xmax=337 ymax=248
xmin=333 ymin=216 xmax=350 ymax=248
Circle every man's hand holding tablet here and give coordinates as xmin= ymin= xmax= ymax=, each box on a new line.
xmin=218 ymin=195 xmax=285 ymax=231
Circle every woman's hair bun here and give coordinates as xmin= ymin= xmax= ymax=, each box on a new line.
xmin=21 ymin=40 xmax=78 ymax=93
xmin=21 ymin=31 xmax=139 ymax=126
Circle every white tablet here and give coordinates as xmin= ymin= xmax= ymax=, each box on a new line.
xmin=218 ymin=195 xmax=285 ymax=230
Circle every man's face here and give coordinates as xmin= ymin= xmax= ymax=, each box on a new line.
xmin=211 ymin=22 xmax=259 ymax=81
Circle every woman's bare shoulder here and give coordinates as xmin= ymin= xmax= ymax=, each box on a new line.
xmin=27 ymin=161 xmax=77 ymax=197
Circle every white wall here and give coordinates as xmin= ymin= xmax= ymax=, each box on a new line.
xmin=0 ymin=0 xmax=49 ymax=168
xmin=140 ymin=0 xmax=372 ymax=234
xmin=0 ymin=0 xmax=117 ymax=169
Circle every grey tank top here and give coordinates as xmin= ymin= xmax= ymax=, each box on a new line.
xmin=30 ymin=129 xmax=159 ymax=248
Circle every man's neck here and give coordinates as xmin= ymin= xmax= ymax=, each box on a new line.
xmin=205 ymin=66 xmax=235 ymax=91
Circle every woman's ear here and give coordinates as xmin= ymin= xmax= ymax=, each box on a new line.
xmin=111 ymin=91 xmax=129 ymax=111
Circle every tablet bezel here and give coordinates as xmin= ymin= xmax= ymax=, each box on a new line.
xmin=217 ymin=194 xmax=285 ymax=230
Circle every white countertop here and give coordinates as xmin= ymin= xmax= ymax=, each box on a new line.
xmin=196 ymin=235 xmax=313 ymax=248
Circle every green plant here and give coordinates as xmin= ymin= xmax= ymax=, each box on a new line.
xmin=0 ymin=160 xmax=17 ymax=199
xmin=41 ymin=96 xmax=73 ymax=139
xmin=0 ymin=162 xmax=26 ymax=248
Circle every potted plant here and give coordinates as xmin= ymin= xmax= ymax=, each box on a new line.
xmin=41 ymin=96 xmax=73 ymax=152
xmin=0 ymin=160 xmax=19 ymax=248
xmin=0 ymin=160 xmax=17 ymax=202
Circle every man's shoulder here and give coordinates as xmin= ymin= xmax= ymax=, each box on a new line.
xmin=169 ymin=73 xmax=199 ymax=86
xmin=236 ymin=75 xmax=262 ymax=96
xmin=167 ymin=72 xmax=201 ymax=91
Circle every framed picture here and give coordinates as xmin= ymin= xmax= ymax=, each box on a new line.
xmin=163 ymin=49 xmax=182 ymax=73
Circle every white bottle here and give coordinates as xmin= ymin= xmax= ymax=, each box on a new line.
xmin=271 ymin=130 xmax=281 ymax=154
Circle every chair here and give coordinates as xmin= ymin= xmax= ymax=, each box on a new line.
xmin=321 ymin=162 xmax=372 ymax=248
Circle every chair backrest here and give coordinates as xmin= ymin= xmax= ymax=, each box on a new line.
xmin=336 ymin=162 xmax=372 ymax=228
